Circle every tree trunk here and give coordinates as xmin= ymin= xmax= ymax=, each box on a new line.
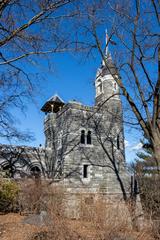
xmin=152 ymin=131 xmax=160 ymax=172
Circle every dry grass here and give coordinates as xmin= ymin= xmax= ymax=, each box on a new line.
xmin=0 ymin=213 xmax=45 ymax=240
xmin=0 ymin=179 xmax=158 ymax=240
xmin=80 ymin=196 xmax=155 ymax=240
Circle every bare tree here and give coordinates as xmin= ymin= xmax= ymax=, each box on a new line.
xmin=0 ymin=0 xmax=80 ymax=141
xmin=45 ymin=97 xmax=131 ymax=200
xmin=43 ymin=103 xmax=84 ymax=179
xmin=0 ymin=144 xmax=30 ymax=177
xmin=0 ymin=102 xmax=84 ymax=179
xmin=0 ymin=144 xmax=46 ymax=178
xmin=69 ymin=99 xmax=131 ymax=203
xmin=72 ymin=0 xmax=160 ymax=166
xmin=93 ymin=113 xmax=129 ymax=201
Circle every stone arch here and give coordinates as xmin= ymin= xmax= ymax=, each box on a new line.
xmin=0 ymin=161 xmax=9 ymax=169
xmin=0 ymin=161 xmax=15 ymax=177
xmin=28 ymin=162 xmax=42 ymax=178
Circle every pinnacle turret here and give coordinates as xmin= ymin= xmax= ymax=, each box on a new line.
xmin=95 ymin=30 xmax=120 ymax=105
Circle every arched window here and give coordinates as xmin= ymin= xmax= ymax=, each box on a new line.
xmin=117 ymin=134 xmax=120 ymax=149
xmin=2 ymin=164 xmax=12 ymax=177
xmin=97 ymin=79 xmax=103 ymax=95
xmin=31 ymin=166 xmax=41 ymax=178
xmin=87 ymin=131 xmax=92 ymax=144
xmin=80 ymin=130 xmax=85 ymax=144
xmin=2 ymin=165 xmax=10 ymax=171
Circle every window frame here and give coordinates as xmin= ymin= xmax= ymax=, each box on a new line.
xmin=80 ymin=129 xmax=86 ymax=144
xmin=83 ymin=164 xmax=89 ymax=178
xmin=117 ymin=134 xmax=120 ymax=149
xmin=87 ymin=130 xmax=92 ymax=145
xmin=96 ymin=78 xmax=103 ymax=96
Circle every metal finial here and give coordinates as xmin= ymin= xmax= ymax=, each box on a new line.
xmin=105 ymin=28 xmax=109 ymax=56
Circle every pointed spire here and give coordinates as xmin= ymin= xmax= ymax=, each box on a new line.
xmin=105 ymin=28 xmax=109 ymax=56
xmin=102 ymin=29 xmax=112 ymax=66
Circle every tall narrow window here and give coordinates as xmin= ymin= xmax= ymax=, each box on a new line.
xmin=99 ymin=82 xmax=102 ymax=92
xmin=83 ymin=164 xmax=89 ymax=178
xmin=117 ymin=134 xmax=120 ymax=149
xmin=87 ymin=131 xmax=92 ymax=144
xmin=80 ymin=130 xmax=85 ymax=144
xmin=97 ymin=79 xmax=102 ymax=95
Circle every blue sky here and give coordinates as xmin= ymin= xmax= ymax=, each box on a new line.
xmin=0 ymin=49 xmax=143 ymax=163
xmin=0 ymin=0 xmax=159 ymax=169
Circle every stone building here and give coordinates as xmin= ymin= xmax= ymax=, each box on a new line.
xmin=0 ymin=49 xmax=130 ymax=210
xmin=41 ymin=51 xmax=129 ymax=208
xmin=0 ymin=144 xmax=46 ymax=178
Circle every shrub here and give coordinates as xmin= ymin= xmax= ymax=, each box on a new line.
xmin=0 ymin=178 xmax=19 ymax=212
xmin=18 ymin=179 xmax=54 ymax=214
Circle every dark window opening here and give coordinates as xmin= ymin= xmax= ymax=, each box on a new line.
xmin=2 ymin=165 xmax=12 ymax=177
xmin=99 ymin=82 xmax=102 ymax=92
xmin=3 ymin=165 xmax=10 ymax=171
xmin=83 ymin=164 xmax=89 ymax=178
xmin=80 ymin=130 xmax=85 ymax=144
xmin=97 ymin=79 xmax=103 ymax=95
xmin=117 ymin=134 xmax=120 ymax=149
xmin=97 ymin=80 xmax=103 ymax=94
xmin=31 ymin=166 xmax=41 ymax=178
xmin=87 ymin=131 xmax=92 ymax=144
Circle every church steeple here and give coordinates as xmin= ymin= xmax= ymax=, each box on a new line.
xmin=95 ymin=30 xmax=120 ymax=106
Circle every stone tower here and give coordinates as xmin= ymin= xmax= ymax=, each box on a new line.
xmin=95 ymin=54 xmax=120 ymax=105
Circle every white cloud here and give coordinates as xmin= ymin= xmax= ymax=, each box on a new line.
xmin=124 ymin=140 xmax=130 ymax=148
xmin=125 ymin=139 xmax=143 ymax=162
xmin=130 ymin=142 xmax=143 ymax=151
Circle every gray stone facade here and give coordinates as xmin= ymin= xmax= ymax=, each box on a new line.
xmin=41 ymin=54 xmax=130 ymax=199
xmin=0 ymin=53 xmax=130 ymax=202
xmin=0 ymin=144 xmax=46 ymax=178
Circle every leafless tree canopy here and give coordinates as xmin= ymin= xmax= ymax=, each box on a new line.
xmin=70 ymin=0 xmax=160 ymax=165
xmin=0 ymin=0 xmax=78 ymax=141
xmin=0 ymin=0 xmax=159 ymax=167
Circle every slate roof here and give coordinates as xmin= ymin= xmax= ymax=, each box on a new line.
xmin=41 ymin=94 xmax=65 ymax=113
